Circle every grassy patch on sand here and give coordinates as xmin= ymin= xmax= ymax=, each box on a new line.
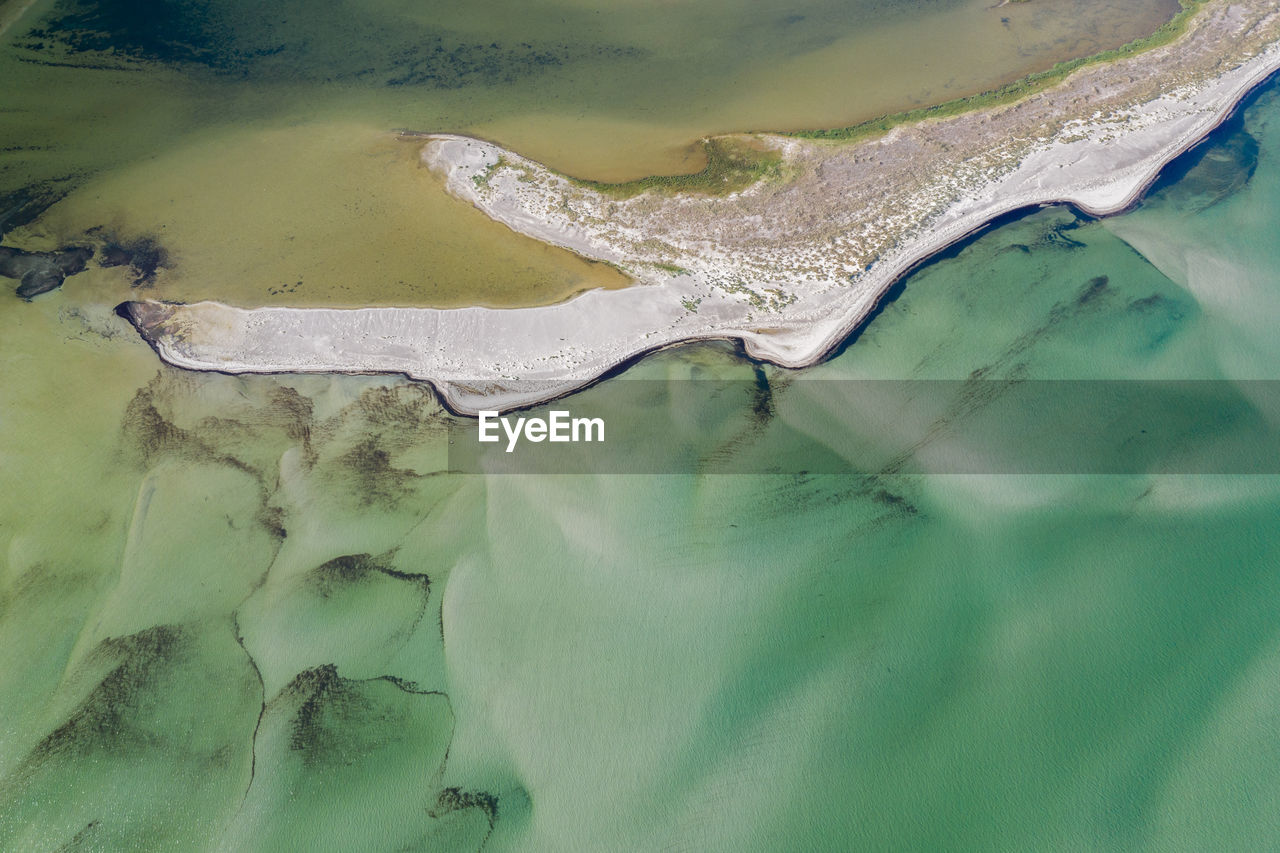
xmin=571 ymin=137 xmax=783 ymax=199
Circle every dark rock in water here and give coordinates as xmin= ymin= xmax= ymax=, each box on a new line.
xmin=114 ymin=300 xmax=180 ymax=350
xmin=114 ymin=299 xmax=173 ymax=326
xmin=18 ymin=267 xmax=66 ymax=299
xmin=56 ymin=245 xmax=94 ymax=275
xmin=0 ymin=181 xmax=100 ymax=298
xmin=1 ymin=244 xmax=94 ymax=299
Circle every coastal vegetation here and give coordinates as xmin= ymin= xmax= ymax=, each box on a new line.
xmin=571 ymin=0 xmax=1210 ymax=200
xmin=386 ymin=0 xmax=1280 ymax=415
xmin=571 ymin=137 xmax=783 ymax=199
xmin=472 ymin=155 xmax=510 ymax=189
xmin=652 ymin=262 xmax=690 ymax=275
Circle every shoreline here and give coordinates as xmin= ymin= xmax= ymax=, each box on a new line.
xmin=119 ymin=0 xmax=1280 ymax=416
xmin=776 ymin=56 xmax=1280 ymax=377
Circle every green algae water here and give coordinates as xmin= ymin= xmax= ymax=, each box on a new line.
xmin=5 ymin=0 xmax=1280 ymax=850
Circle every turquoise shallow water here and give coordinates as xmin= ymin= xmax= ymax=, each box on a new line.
xmin=2 ymin=2 xmax=1280 ymax=849
xmin=436 ymin=81 xmax=1280 ymax=850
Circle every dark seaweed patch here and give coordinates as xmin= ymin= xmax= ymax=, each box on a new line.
xmin=1128 ymin=293 xmax=1178 ymax=315
xmin=750 ymin=365 xmax=774 ymax=424
xmin=281 ymin=665 xmax=444 ymax=769
xmin=119 ymin=376 xmax=292 ymax=541
xmin=1129 ymin=293 xmax=1164 ymax=312
xmin=382 ymin=33 xmax=644 ymax=89
xmin=121 ymin=381 xmax=212 ymax=465
xmin=284 ymin=664 xmax=343 ymax=757
xmin=0 ymin=181 xmax=76 ymax=240
xmin=21 ymin=0 xmax=236 ymax=70
xmin=431 ymin=787 xmax=498 ymax=828
xmin=382 ymin=38 xmax=644 ymax=89
xmin=19 ymin=0 xmax=644 ymax=87
xmin=385 ymin=38 xmax=571 ymax=88
xmin=306 ymin=553 xmax=430 ymax=619
xmin=314 ymin=384 xmax=445 ymax=495
xmin=121 ymin=374 xmax=311 ymax=481
xmin=1076 ymin=275 xmax=1110 ymax=308
xmin=0 ymin=562 xmax=52 ymax=615
xmin=337 ymin=437 xmax=420 ymax=508
xmin=267 ymin=386 xmax=313 ymax=446
xmin=90 ymin=228 xmax=169 ymax=286
xmin=871 ymin=487 xmax=918 ymax=516
xmin=353 ymin=384 xmax=438 ymax=432
xmin=689 ymin=368 xmax=798 ymax=473
xmin=257 ymin=505 xmax=287 ymax=540
xmin=827 ymin=209 xmax=1088 ymax=359
xmin=1125 ymin=292 xmax=1189 ymax=352
xmin=16 ymin=265 xmax=63 ymax=298
xmin=1031 ymin=218 xmax=1088 ymax=251
xmin=308 ymin=554 xmax=380 ymax=597
xmin=291 ymin=557 xmax=435 ymax=702
xmin=26 ymin=626 xmax=186 ymax=762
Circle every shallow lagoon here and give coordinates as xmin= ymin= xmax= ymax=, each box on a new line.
xmin=4 ymin=1 xmax=1280 ymax=850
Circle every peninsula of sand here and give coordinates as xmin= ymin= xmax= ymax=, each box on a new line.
xmin=122 ymin=0 xmax=1280 ymax=414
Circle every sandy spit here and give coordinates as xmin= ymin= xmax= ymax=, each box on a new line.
xmin=120 ymin=1 xmax=1280 ymax=415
